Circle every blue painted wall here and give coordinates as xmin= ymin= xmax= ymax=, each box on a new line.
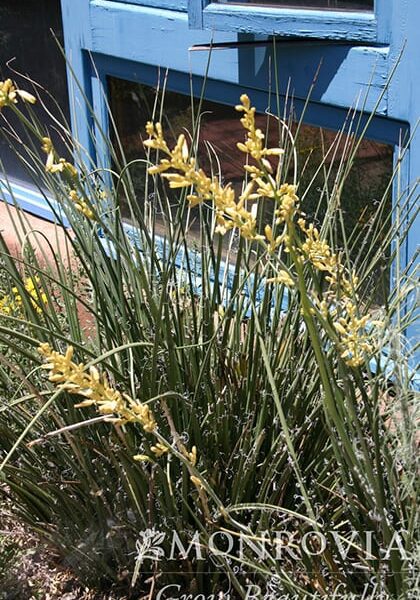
xmin=59 ymin=1 xmax=419 ymax=143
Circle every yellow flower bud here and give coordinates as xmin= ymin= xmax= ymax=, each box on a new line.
xmin=16 ymin=89 xmax=36 ymax=104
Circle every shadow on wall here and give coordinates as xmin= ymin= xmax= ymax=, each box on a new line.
xmin=238 ymin=36 xmax=352 ymax=101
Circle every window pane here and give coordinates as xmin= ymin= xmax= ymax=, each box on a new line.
xmin=217 ymin=1 xmax=373 ymax=10
xmin=108 ymin=77 xmax=251 ymax=239
xmin=108 ymin=76 xmax=392 ymax=302
xmin=0 ymin=0 xmax=69 ymax=185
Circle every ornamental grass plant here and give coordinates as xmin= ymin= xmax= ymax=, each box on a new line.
xmin=0 ymin=72 xmax=418 ymax=598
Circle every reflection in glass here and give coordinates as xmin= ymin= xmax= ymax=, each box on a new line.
xmin=108 ymin=76 xmax=392 ymax=301
xmin=217 ymin=1 xmax=373 ymax=10
xmin=0 ymin=0 xmax=69 ymax=185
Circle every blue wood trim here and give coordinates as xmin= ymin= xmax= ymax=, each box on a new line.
xmin=110 ymin=0 xmax=188 ymax=9
xmin=375 ymin=0 xmax=392 ymax=44
xmin=190 ymin=0 xmax=377 ymax=41
xmin=389 ymin=140 xmax=420 ymax=362
xmin=189 ymin=0 xmax=206 ymax=27
xmin=91 ymin=71 xmax=110 ymax=172
xmin=92 ymin=53 xmax=165 ymax=88
xmin=92 ymin=51 xmax=407 ymax=146
xmin=0 ymin=178 xmax=69 ymax=227
xmin=60 ymin=0 xmax=96 ymax=165
xmin=86 ymin=1 xmax=389 ymax=115
xmin=384 ymin=0 xmax=420 ymax=349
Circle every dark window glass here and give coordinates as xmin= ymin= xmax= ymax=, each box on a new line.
xmin=108 ymin=76 xmax=392 ymax=301
xmin=0 ymin=0 xmax=69 ymax=185
xmin=217 ymin=1 xmax=373 ymax=10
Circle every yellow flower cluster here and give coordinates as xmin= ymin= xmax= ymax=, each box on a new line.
xmin=297 ymin=219 xmax=380 ymax=367
xmin=332 ymin=301 xmax=373 ymax=368
xmin=0 ymin=277 xmax=47 ymax=315
xmin=146 ymin=94 xmax=380 ymax=365
xmin=235 ymin=94 xmax=284 ymax=162
xmin=234 ymin=96 xmax=297 ymax=223
xmin=38 ymin=346 xmax=200 ymax=467
xmin=151 ymin=442 xmax=169 ymax=458
xmin=267 ymin=270 xmax=295 ymax=287
xmin=134 ymin=443 xmax=197 ymax=464
xmin=133 ymin=442 xmax=170 ymax=461
xmin=263 ymin=224 xmax=284 ymax=254
xmin=40 ymin=139 xmax=95 ymax=219
xmin=38 ymin=344 xmax=156 ymax=431
xmin=187 ymin=445 xmax=197 ymax=466
xmin=145 ymin=123 xmax=261 ymax=240
xmin=275 ymin=184 xmax=299 ymax=224
xmin=0 ymin=79 xmax=36 ymax=109
xmin=69 ymin=189 xmax=94 ymax=219
xmin=145 ymin=95 xmax=297 ymax=259
xmin=298 ymin=220 xmax=338 ymax=274
xmin=41 ymin=137 xmax=78 ymax=178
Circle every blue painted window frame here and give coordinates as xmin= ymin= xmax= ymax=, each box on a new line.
xmin=188 ymin=0 xmax=390 ymax=43
xmin=90 ymin=51 xmax=407 ymax=156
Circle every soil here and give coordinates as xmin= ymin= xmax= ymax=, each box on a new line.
xmin=0 ymin=508 xmax=126 ymax=600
